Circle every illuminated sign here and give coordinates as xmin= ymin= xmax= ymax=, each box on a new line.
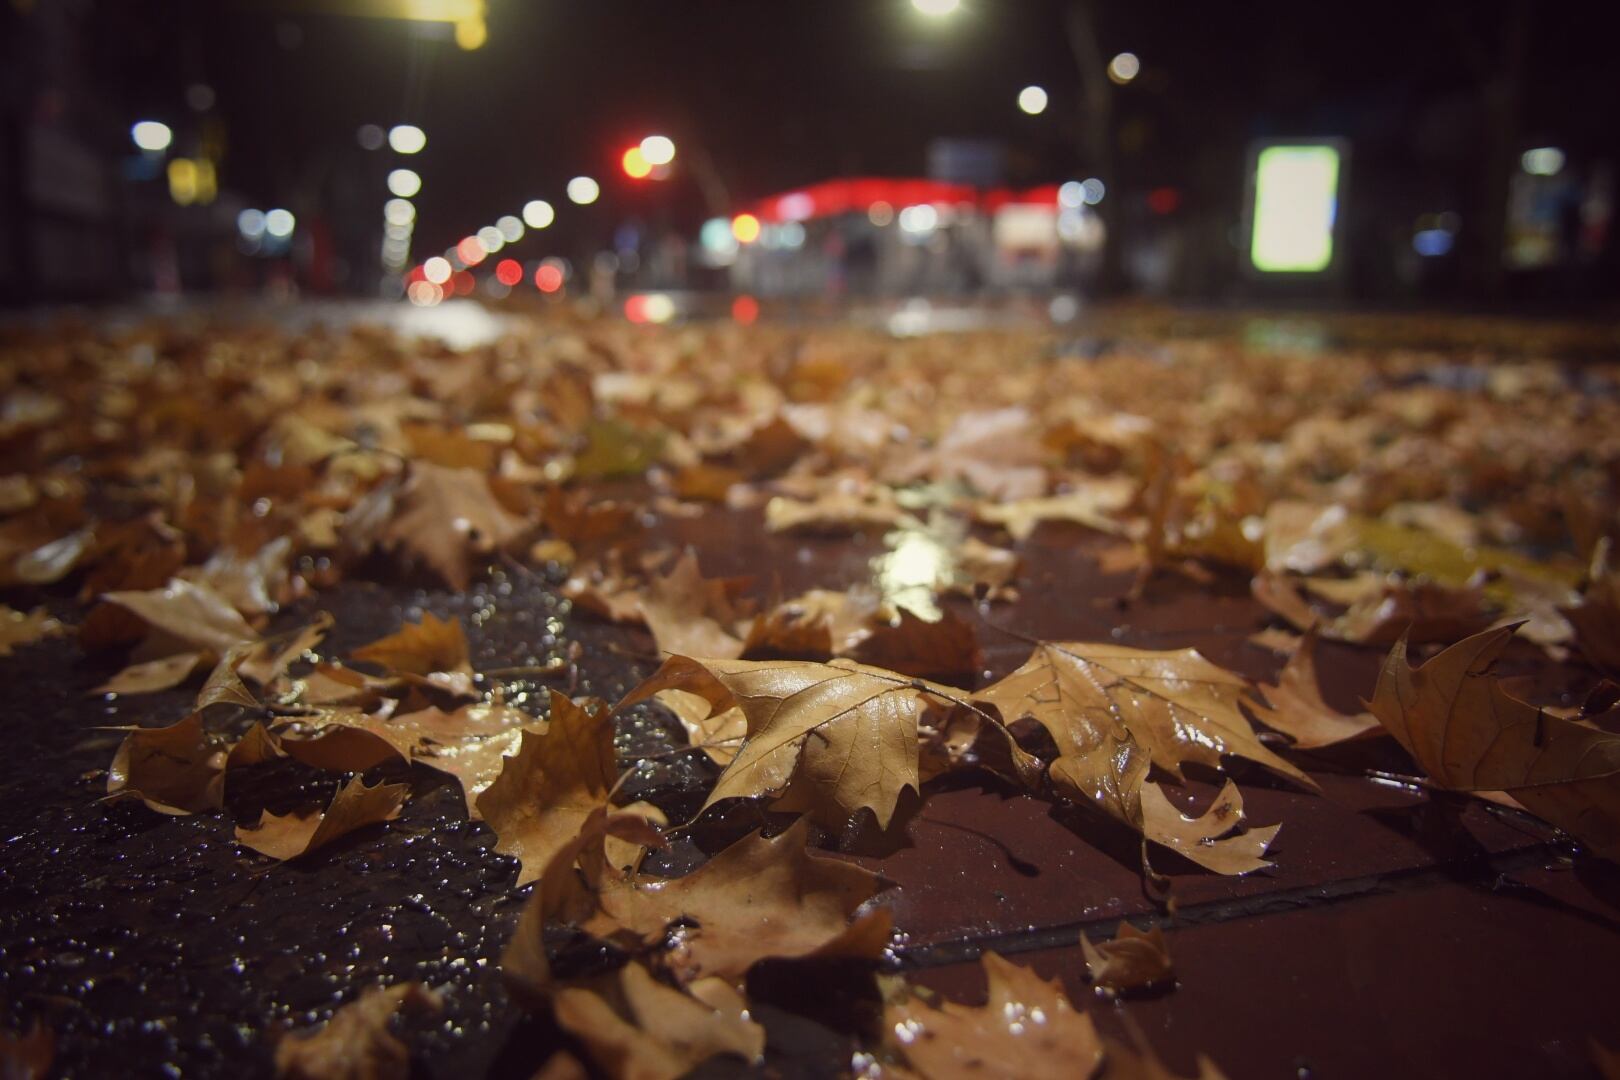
xmin=1248 ymin=143 xmax=1343 ymax=273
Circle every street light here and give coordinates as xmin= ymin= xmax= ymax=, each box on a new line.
xmin=911 ymin=0 xmax=960 ymax=16
xmin=387 ymin=169 xmax=422 ymax=198
xmin=640 ymin=135 xmax=676 ymax=166
xmin=1017 ymin=85 xmax=1048 ymax=115
xmin=522 ymin=199 xmax=555 ymax=228
xmin=388 ymin=124 xmax=426 ymax=154
xmin=1107 ymin=52 xmax=1140 ymax=85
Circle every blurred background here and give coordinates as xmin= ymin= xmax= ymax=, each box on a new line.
xmin=2 ymin=0 xmax=1618 ymax=319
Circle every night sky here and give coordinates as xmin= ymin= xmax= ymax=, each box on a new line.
xmin=57 ymin=0 xmax=1620 ymax=259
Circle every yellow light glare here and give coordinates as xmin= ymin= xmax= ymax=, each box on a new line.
xmin=731 ymin=213 xmax=761 ymax=244
xmin=167 ymin=158 xmax=198 ymax=205
xmin=911 ymin=0 xmax=960 ymax=15
xmin=1017 ymin=85 xmax=1048 ymax=115
xmin=1250 ymin=145 xmax=1340 ymax=273
xmin=454 ymin=15 xmax=487 ymax=49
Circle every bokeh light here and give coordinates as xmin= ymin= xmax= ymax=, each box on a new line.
xmin=731 ymin=213 xmax=761 ymax=243
xmin=131 ymin=120 xmax=172 ymax=153
xmin=457 ymin=236 xmax=487 ymax=265
xmin=534 ymin=262 xmax=564 ymax=293
xmin=522 ymin=199 xmax=555 ymax=229
xmin=1521 ymin=147 xmax=1566 ymax=176
xmin=388 ymin=124 xmax=426 ymax=154
xmin=731 ymin=294 xmax=760 ymax=325
xmin=264 ymin=208 xmax=296 ymax=239
xmin=387 ymin=168 xmax=422 ymax=198
xmin=567 ymin=176 xmax=600 ymax=205
xmin=622 ymin=146 xmax=652 ymax=179
xmin=1080 ymin=178 xmax=1106 ymax=204
xmin=383 ymin=198 xmax=416 ymax=226
xmin=1108 ymin=52 xmax=1140 ymax=84
xmin=868 ymin=201 xmax=895 ymax=227
xmin=911 ymin=0 xmax=960 ymax=16
xmin=407 ymin=280 xmax=443 ymax=306
xmin=1017 ymin=85 xmax=1048 ymax=115
xmin=356 ymin=124 xmax=386 ymax=151
xmin=640 ymin=134 xmax=676 ymax=166
xmin=494 ymin=258 xmax=523 ymax=286
xmin=237 ymin=208 xmax=267 ymax=240
xmin=423 ymin=256 xmax=452 ymax=284
xmin=476 ymin=225 xmax=505 ymax=254
xmin=496 ymin=215 xmax=524 ymax=242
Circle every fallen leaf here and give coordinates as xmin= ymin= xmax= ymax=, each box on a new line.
xmin=765 ymin=488 xmax=912 ymax=535
xmin=106 ymin=713 xmax=225 ymax=815
xmin=951 ymin=535 xmax=1021 ymax=599
xmin=239 ymin=612 xmax=333 ymax=686
xmin=595 ymin=818 xmax=890 ymax=982
xmin=884 ymin=951 xmax=1103 ymax=1079
xmin=978 ymin=640 xmax=1313 ymax=789
xmin=274 ymin=982 xmax=442 ymax=1080
xmin=850 ymin=607 xmax=983 ymax=683
xmin=101 ymin=577 xmax=260 ymax=655
xmin=1367 ymin=625 xmax=1620 ymax=860
xmin=639 ymin=549 xmax=750 ymax=660
xmin=1253 ymin=572 xmax=1494 ymax=647
xmin=0 ymin=1022 xmax=53 ymax=1080
xmin=620 ymin=654 xmax=942 ymax=829
xmin=1247 ymin=626 xmax=1380 ymax=748
xmin=476 ymin=690 xmax=615 ymax=884
xmin=94 ymin=651 xmax=208 ymax=695
xmin=551 ymin=962 xmax=765 ymax=1080
xmin=974 ymin=480 xmax=1134 ymax=542
xmin=351 ymin=611 xmax=470 ymax=677
xmin=363 ymin=463 xmax=528 ymax=589
xmin=654 ymin=689 xmax=747 ymax=765
xmin=1101 ymin=1032 xmax=1229 ymax=1080
xmin=236 ymin=775 xmax=410 ymax=861
xmin=1080 ymin=922 xmax=1174 ymax=993
xmin=400 ymin=702 xmax=546 ymax=819
xmin=1139 ymin=781 xmax=1280 ymax=875
xmin=891 ymin=407 xmax=1050 ymax=501
xmin=0 ymin=605 xmax=64 ymax=657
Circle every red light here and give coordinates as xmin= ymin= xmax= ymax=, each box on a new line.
xmin=621 ymin=146 xmax=652 ymax=180
xmin=731 ymin=294 xmax=759 ymax=325
xmin=495 ymin=258 xmax=522 ymax=286
xmin=451 ymin=270 xmax=475 ymax=295
xmin=1147 ymin=187 xmax=1181 ymax=215
xmin=624 ymin=295 xmax=649 ymax=323
xmin=456 ymin=236 xmax=485 ymax=265
xmin=534 ymin=264 xmax=563 ymax=293
xmin=406 ymin=265 xmax=427 ymax=283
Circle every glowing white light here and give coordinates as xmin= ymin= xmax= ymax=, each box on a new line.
xmin=777 ymin=192 xmax=815 ymax=221
xmin=567 ymin=176 xmax=600 ymax=205
xmin=423 ymin=256 xmax=452 ymax=285
xmin=642 ymin=294 xmax=677 ymax=323
xmin=388 ymin=124 xmax=426 ymax=154
xmin=476 ymin=225 xmax=505 ymax=253
xmin=898 ymin=204 xmax=939 ymax=235
xmin=779 ymin=221 xmax=806 ymax=248
xmin=131 ymin=121 xmax=172 ymax=153
xmin=235 ymin=210 xmax=265 ymax=241
xmin=1058 ymin=180 xmax=1085 ymax=208
xmin=1108 ymin=52 xmax=1140 ymax=84
xmin=522 ymin=199 xmax=555 ymax=229
xmin=496 ymin=215 xmax=524 ymax=242
xmin=911 ymin=0 xmax=960 ymax=16
xmin=640 ymin=134 xmax=676 ymax=167
xmin=383 ymin=198 xmax=415 ymax=226
xmin=1080 ymin=178 xmax=1106 ymax=205
xmin=387 ymin=168 xmax=422 ymax=198
xmin=1017 ymin=85 xmax=1048 ymax=115
xmin=264 ymin=209 xmax=296 ymax=239
xmin=1521 ymin=147 xmax=1565 ymax=176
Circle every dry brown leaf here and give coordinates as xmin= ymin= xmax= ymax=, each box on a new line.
xmin=106 ymin=713 xmax=225 ymax=815
xmin=765 ymin=488 xmax=911 ymax=535
xmin=0 ymin=605 xmax=64 ymax=657
xmin=974 ymin=480 xmax=1134 ymax=542
xmin=1368 ymin=625 xmax=1620 ymax=860
xmin=235 ymin=775 xmax=410 ymax=861
xmin=1139 ymin=780 xmax=1280 ymax=875
xmin=1080 ymin=922 xmax=1173 ymax=993
xmin=884 ymin=951 xmax=1103 ymax=1079
xmin=101 ymin=577 xmax=260 ymax=655
xmin=274 ymin=981 xmax=442 ymax=1080
xmin=227 ymin=722 xmax=287 ymax=769
xmin=850 ymin=607 xmax=982 ymax=682
xmin=654 ymin=689 xmax=747 ymax=765
xmin=562 ymin=555 xmax=646 ymax=623
xmin=476 ymin=690 xmax=615 ymax=884
xmin=1248 ymin=626 xmax=1380 ymax=749
xmin=399 ymin=703 xmax=545 ymax=819
xmin=239 ymin=612 xmax=333 ymax=686
xmin=595 ymin=817 xmax=890 ymax=982
xmin=620 ymin=654 xmax=945 ymax=829
xmin=0 ymin=1022 xmax=53 ymax=1080
xmin=890 ymin=407 xmax=1050 ymax=501
xmin=1253 ymin=572 xmax=1494 ymax=647
xmin=951 ymin=535 xmax=1021 ymax=599
xmin=551 ymin=962 xmax=765 ymax=1080
xmin=350 ymin=612 xmax=469 ymax=677
xmin=365 ymin=462 xmax=528 ymax=589
xmin=179 ymin=536 xmax=293 ymax=618
xmin=979 ymin=640 xmax=1313 ymax=789
xmin=94 ymin=651 xmax=209 ymax=695
xmin=639 ymin=549 xmax=750 ymax=660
